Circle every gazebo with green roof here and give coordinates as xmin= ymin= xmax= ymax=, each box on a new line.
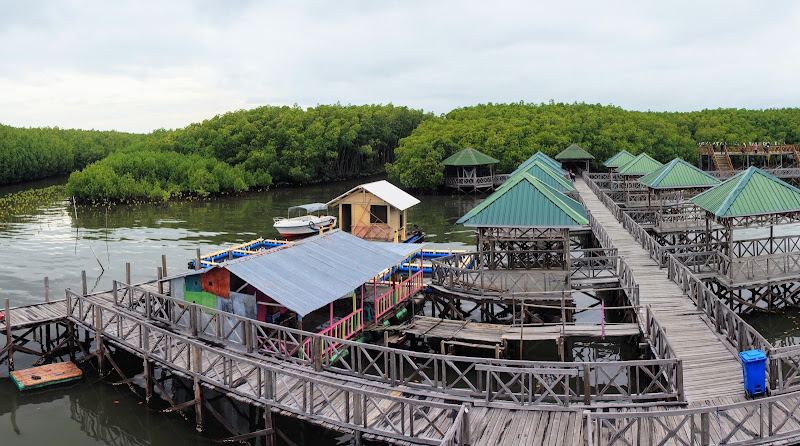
xmin=603 ymin=150 xmax=636 ymax=169
xmin=511 ymin=152 xmax=566 ymax=177
xmin=442 ymin=147 xmax=500 ymax=192
xmin=614 ymin=153 xmax=664 ymax=207
xmin=457 ymin=173 xmax=587 ymax=277
xmin=690 ymin=167 xmax=800 ymax=295
xmin=555 ymin=143 xmax=595 ymax=173
xmin=513 ymin=160 xmax=575 ymax=193
xmin=638 ymin=158 xmax=720 ymax=208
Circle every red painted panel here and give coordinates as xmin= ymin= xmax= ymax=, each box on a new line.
xmin=201 ymin=268 xmax=230 ymax=298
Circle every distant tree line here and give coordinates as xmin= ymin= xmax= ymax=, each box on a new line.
xmin=0 ymin=124 xmax=144 ymax=185
xmin=63 ymin=104 xmax=428 ymax=202
xmin=387 ymin=102 xmax=800 ymax=189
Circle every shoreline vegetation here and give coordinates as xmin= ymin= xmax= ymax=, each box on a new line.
xmin=3 ymin=102 xmax=800 ymax=202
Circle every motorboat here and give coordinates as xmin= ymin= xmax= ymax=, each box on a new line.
xmin=273 ymin=203 xmax=337 ymax=238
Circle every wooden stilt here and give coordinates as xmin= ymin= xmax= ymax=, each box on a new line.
xmin=157 ymin=267 xmax=164 ymax=294
xmin=44 ymin=277 xmax=50 ymax=303
xmin=192 ymin=345 xmax=203 ymax=432
xmin=126 ymin=262 xmax=131 ymax=284
xmin=5 ymin=299 xmax=13 ymax=372
xmin=94 ymin=306 xmax=103 ymax=373
xmin=161 ymin=254 xmax=168 ymax=277
xmin=81 ymin=270 xmax=87 ymax=295
xmin=265 ymin=405 xmax=276 ymax=446
xmin=144 ymin=359 xmax=153 ymax=403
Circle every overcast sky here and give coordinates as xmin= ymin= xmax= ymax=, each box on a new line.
xmin=1 ymin=1 xmax=798 ymax=133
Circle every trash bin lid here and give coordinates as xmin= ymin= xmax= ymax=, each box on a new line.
xmin=739 ymin=349 xmax=767 ymax=363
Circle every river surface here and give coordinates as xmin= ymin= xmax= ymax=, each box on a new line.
xmin=0 ymin=176 xmax=483 ymax=446
xmin=3 ymin=177 xmax=799 ymax=445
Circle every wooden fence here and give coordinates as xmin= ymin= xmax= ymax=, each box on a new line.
xmin=103 ymin=282 xmax=682 ymax=406
xmin=68 ymin=289 xmax=465 ymax=445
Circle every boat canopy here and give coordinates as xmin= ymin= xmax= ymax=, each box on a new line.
xmin=287 ymin=203 xmax=328 ymax=214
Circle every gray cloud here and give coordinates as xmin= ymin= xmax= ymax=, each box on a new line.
xmin=0 ymin=0 xmax=799 ymax=132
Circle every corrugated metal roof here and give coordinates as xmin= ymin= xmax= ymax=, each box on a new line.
xmin=638 ymin=158 xmax=721 ymax=189
xmin=615 ymin=153 xmax=663 ymax=176
xmin=690 ymin=167 xmax=800 ymax=218
xmin=513 ymin=161 xmax=574 ymax=192
xmin=327 ymin=180 xmax=420 ymax=211
xmin=555 ymin=143 xmax=595 ymax=160
xmin=221 ymin=230 xmax=420 ymax=316
xmin=442 ymin=147 xmax=499 ymax=166
xmin=603 ymin=150 xmax=636 ymax=168
xmin=456 ymin=173 xmax=588 ymax=228
xmin=511 ymin=152 xmax=566 ymax=176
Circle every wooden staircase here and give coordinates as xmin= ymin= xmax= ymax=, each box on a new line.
xmin=712 ymin=147 xmax=734 ymax=171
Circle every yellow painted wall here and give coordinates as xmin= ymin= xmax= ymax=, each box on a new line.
xmin=333 ymin=190 xmax=405 ymax=239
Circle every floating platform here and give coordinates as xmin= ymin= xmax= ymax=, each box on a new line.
xmin=11 ymin=361 xmax=82 ymax=391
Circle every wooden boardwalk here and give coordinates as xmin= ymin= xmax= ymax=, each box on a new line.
xmin=0 ymin=299 xmax=68 ymax=331
xmin=66 ymin=288 xmax=584 ymax=446
xmin=575 ymin=178 xmax=745 ymax=404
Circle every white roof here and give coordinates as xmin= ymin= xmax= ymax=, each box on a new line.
xmin=327 ymin=180 xmax=420 ymax=211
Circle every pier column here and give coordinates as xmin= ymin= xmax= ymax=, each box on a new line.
xmin=264 ymin=405 xmax=276 ymax=446
xmin=94 ymin=306 xmax=104 ymax=373
xmin=5 ymin=299 xmax=13 ymax=372
xmin=192 ymin=344 xmax=204 ymax=432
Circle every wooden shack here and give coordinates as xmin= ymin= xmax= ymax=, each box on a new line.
xmin=327 ymin=180 xmax=420 ymax=242
xmin=442 ymin=147 xmax=500 ymax=191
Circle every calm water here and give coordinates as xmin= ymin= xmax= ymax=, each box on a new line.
xmin=0 ymin=176 xmax=483 ymax=446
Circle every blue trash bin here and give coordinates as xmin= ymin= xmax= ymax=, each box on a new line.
xmin=739 ymin=349 xmax=767 ymax=397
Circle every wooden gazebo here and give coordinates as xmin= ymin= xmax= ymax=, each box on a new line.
xmin=614 ymin=153 xmax=663 ymax=206
xmin=638 ymin=158 xmax=720 ymax=208
xmin=442 ymin=147 xmax=499 ymax=192
xmin=690 ymin=167 xmax=800 ymax=312
xmin=555 ymin=143 xmax=595 ymax=173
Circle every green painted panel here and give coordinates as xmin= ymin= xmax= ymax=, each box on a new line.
xmin=513 ymin=161 xmax=574 ymax=191
xmin=511 ymin=152 xmax=565 ymax=176
xmin=185 ymin=289 xmax=217 ymax=308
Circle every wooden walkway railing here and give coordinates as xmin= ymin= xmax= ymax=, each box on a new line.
xmin=582 ymin=172 xmax=800 ymax=397
xmin=100 ymin=281 xmax=681 ymax=406
xmin=67 ymin=289 xmax=466 ymax=445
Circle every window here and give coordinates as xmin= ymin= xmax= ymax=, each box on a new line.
xmin=370 ymin=205 xmax=388 ymax=224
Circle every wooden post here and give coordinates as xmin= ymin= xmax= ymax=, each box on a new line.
xmin=157 ymin=267 xmax=164 ymax=294
xmin=161 ymin=254 xmax=168 ymax=277
xmin=193 ymin=344 xmax=204 ymax=432
xmin=5 ymin=299 xmax=13 ymax=372
xmin=264 ymin=405 xmax=276 ymax=446
xmin=44 ymin=277 xmax=50 ymax=303
xmin=144 ymin=359 xmax=153 ymax=404
xmin=462 ymin=404 xmax=471 ymax=446
xmin=700 ymin=411 xmax=710 ymax=446
xmin=126 ymin=262 xmax=131 ymax=285
xmin=195 ymin=248 xmax=202 ymax=271
xmin=94 ymin=306 xmax=103 ymax=373
xmin=81 ymin=270 xmax=87 ymax=295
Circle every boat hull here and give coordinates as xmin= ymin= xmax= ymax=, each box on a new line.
xmin=274 ymin=215 xmax=337 ymax=238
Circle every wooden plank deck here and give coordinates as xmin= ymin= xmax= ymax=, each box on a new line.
xmin=0 ymin=300 xmax=68 ymax=331
xmin=404 ymin=316 xmax=640 ymax=343
xmin=576 ymin=178 xmax=746 ymax=403
xmin=71 ymin=290 xmax=582 ymax=446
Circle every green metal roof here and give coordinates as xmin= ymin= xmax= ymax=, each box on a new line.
xmin=690 ymin=167 xmax=800 ymax=218
xmin=442 ymin=147 xmax=499 ymax=166
xmin=555 ymin=143 xmax=595 ymax=160
xmin=603 ymin=150 xmax=636 ymax=168
xmin=511 ymin=152 xmax=566 ymax=176
xmin=638 ymin=158 xmax=721 ymax=189
xmin=456 ymin=173 xmax=588 ymax=228
xmin=615 ymin=153 xmax=663 ymax=176
xmin=513 ymin=161 xmax=574 ymax=192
